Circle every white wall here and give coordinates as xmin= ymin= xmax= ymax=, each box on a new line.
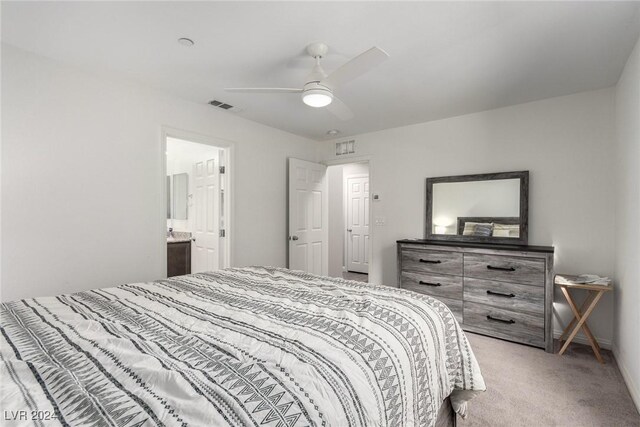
xmin=614 ymin=35 xmax=640 ymax=409
xmin=320 ymin=88 xmax=617 ymax=346
xmin=1 ymin=44 xmax=319 ymax=302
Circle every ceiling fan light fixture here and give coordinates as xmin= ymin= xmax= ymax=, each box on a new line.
xmin=302 ymin=88 xmax=333 ymax=108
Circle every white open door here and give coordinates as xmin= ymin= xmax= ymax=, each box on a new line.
xmin=193 ymin=157 xmax=219 ymax=273
xmin=346 ymin=174 xmax=370 ymax=273
xmin=288 ymin=158 xmax=328 ymax=276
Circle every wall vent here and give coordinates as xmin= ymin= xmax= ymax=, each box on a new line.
xmin=208 ymin=99 xmax=240 ymax=111
xmin=335 ymin=140 xmax=356 ymax=156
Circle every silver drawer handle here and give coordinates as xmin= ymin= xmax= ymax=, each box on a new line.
xmin=486 ymin=315 xmax=515 ymax=324
xmin=487 ymin=290 xmax=516 ymax=298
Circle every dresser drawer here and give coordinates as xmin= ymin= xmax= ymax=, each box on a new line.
xmin=463 ymin=301 xmax=544 ymax=347
xmin=464 ymin=254 xmax=545 ymax=286
xmin=464 ymin=278 xmax=544 ymax=316
xmin=401 ymin=282 xmax=463 ymax=323
xmin=401 ymin=249 xmax=463 ymax=276
xmin=401 ymin=271 xmax=462 ymax=300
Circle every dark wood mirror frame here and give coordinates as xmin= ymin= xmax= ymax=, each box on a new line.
xmin=425 ymin=171 xmax=529 ymax=246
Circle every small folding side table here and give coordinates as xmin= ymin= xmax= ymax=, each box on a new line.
xmin=555 ymin=274 xmax=612 ymax=363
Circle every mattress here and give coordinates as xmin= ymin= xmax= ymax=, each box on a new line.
xmin=1 ymin=266 xmax=485 ymax=426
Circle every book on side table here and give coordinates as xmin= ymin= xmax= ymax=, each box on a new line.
xmin=555 ymin=274 xmax=611 ymax=287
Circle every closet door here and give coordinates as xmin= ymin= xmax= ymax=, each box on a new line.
xmin=346 ymin=175 xmax=369 ymax=274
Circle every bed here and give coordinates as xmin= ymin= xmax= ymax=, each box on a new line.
xmin=1 ymin=266 xmax=485 ymax=426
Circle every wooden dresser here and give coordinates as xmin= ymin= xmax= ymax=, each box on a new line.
xmin=397 ymin=240 xmax=554 ymax=352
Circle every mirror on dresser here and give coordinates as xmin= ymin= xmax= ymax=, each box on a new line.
xmin=425 ymin=171 xmax=529 ymax=245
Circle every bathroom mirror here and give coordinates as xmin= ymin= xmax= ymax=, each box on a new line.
xmin=425 ymin=171 xmax=529 ymax=245
xmin=172 ymin=173 xmax=189 ymax=220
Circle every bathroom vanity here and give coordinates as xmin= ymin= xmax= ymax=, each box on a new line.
xmin=167 ymin=232 xmax=192 ymax=277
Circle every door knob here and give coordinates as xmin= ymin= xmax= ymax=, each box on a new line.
xmin=291 ymin=235 xmax=299 ymax=241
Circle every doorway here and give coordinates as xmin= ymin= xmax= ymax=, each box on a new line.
xmin=163 ymin=129 xmax=232 ymax=276
xmin=287 ymin=157 xmax=371 ymax=283
xmin=327 ymin=162 xmax=370 ymax=283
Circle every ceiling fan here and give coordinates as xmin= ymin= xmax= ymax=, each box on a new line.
xmin=225 ymin=42 xmax=389 ymax=121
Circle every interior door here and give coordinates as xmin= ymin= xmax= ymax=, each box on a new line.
xmin=193 ymin=157 xmax=219 ymax=273
xmin=288 ymin=158 xmax=328 ymax=276
xmin=346 ymin=174 xmax=369 ymax=273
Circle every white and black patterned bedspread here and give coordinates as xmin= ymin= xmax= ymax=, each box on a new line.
xmin=1 ymin=267 xmax=485 ymax=427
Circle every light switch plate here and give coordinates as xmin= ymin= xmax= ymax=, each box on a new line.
xmin=374 ymin=216 xmax=386 ymax=226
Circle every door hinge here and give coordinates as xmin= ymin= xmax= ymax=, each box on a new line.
xmin=219 ymin=166 xmax=225 ymax=174
xmin=219 ymin=229 xmax=226 ymax=237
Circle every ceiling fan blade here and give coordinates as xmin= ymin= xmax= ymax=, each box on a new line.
xmin=225 ymin=87 xmax=303 ymax=93
xmin=322 ymin=47 xmax=389 ymax=87
xmin=327 ymin=96 xmax=354 ymax=121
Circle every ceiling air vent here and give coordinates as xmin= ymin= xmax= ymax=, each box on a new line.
xmin=335 ymin=140 xmax=356 ymax=156
xmin=208 ymin=100 xmax=242 ymax=112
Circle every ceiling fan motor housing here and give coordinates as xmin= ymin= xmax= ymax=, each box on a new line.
xmin=306 ymin=42 xmax=329 ymax=59
xmin=302 ymin=82 xmax=333 ymax=107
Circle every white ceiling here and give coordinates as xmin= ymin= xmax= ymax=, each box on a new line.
xmin=3 ymin=2 xmax=639 ymax=141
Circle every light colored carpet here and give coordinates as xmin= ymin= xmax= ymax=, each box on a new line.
xmin=343 ymin=271 xmax=368 ymax=283
xmin=461 ymin=333 xmax=640 ymax=427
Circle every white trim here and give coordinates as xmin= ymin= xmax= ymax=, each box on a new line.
xmin=613 ymin=344 xmax=640 ymax=412
xmin=323 ymin=155 xmax=372 ymax=166
xmin=159 ymin=129 xmax=168 ymax=277
xmin=160 ymin=126 xmax=235 ymax=275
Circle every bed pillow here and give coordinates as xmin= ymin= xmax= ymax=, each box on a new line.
xmin=472 ymin=223 xmax=494 ymax=236
xmin=462 ymin=223 xmax=476 ymax=235
xmin=494 ymin=223 xmax=520 ymax=237
xmin=462 ymin=222 xmax=491 ymax=235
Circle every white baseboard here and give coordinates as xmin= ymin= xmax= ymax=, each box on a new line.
xmin=612 ymin=345 xmax=640 ymax=412
xmin=552 ymin=329 xmax=612 ymax=349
